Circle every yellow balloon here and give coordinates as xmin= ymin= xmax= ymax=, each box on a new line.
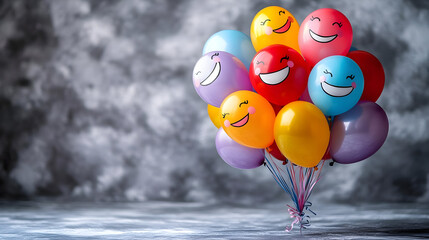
xmin=207 ymin=104 xmax=221 ymax=128
xmin=274 ymin=101 xmax=329 ymax=168
xmin=220 ymin=90 xmax=275 ymax=148
xmin=250 ymin=6 xmax=300 ymax=53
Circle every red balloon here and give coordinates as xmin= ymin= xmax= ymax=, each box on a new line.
xmin=322 ymin=142 xmax=331 ymax=160
xmin=267 ymin=141 xmax=286 ymax=161
xmin=270 ymin=102 xmax=284 ymax=115
xmin=266 ymin=104 xmax=286 ymax=161
xmin=299 ymin=86 xmax=313 ymax=104
xmin=249 ymin=44 xmax=309 ymax=106
xmin=267 ymin=104 xmax=286 ymax=161
xmin=347 ymin=51 xmax=385 ymax=102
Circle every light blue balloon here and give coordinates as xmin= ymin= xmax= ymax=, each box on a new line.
xmin=308 ymin=56 xmax=364 ymax=116
xmin=203 ymin=30 xmax=255 ymax=70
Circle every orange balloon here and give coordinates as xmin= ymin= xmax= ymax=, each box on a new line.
xmin=207 ymin=104 xmax=221 ymax=128
xmin=220 ymin=90 xmax=275 ymax=148
xmin=274 ymin=101 xmax=330 ymax=168
xmin=250 ymin=6 xmax=300 ymax=52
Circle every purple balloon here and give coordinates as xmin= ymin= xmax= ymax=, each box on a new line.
xmin=215 ymin=128 xmax=265 ymax=169
xmin=330 ymin=101 xmax=389 ymax=164
xmin=192 ymin=51 xmax=252 ymax=107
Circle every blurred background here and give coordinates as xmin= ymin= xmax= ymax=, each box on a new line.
xmin=0 ymin=0 xmax=428 ymax=205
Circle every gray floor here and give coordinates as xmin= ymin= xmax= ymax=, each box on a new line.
xmin=0 ymin=201 xmax=428 ymax=239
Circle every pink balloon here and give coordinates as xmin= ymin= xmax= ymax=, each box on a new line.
xmin=298 ymin=8 xmax=353 ymax=66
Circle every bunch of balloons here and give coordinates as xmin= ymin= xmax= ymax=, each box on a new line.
xmin=192 ymin=6 xmax=388 ymax=232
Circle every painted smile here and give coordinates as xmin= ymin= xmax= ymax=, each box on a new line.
xmin=309 ymin=29 xmax=337 ymax=43
xmin=231 ymin=113 xmax=249 ymax=127
xmin=259 ymin=66 xmax=290 ymax=85
xmin=200 ymin=62 xmax=221 ymax=86
xmin=273 ymin=16 xmax=292 ymax=33
xmin=321 ymin=81 xmax=354 ymax=97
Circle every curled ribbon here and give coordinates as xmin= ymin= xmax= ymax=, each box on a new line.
xmin=264 ymin=155 xmax=324 ymax=233
xmin=285 ymin=202 xmax=315 ymax=232
xmin=304 ymin=201 xmax=316 ymax=216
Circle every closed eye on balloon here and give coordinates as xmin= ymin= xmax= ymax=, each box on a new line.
xmin=239 ymin=100 xmax=248 ymax=107
xmin=310 ymin=16 xmax=320 ymax=21
xmin=323 ymin=69 xmax=333 ymax=77
xmin=261 ymin=19 xmax=271 ymax=25
xmin=332 ymin=22 xmax=343 ymax=27
xmin=195 ymin=71 xmax=201 ymax=75
xmin=280 ymin=55 xmax=289 ymax=63
xmin=256 ymin=61 xmax=265 ymax=65
xmin=222 ymin=113 xmax=229 ymax=118
xmin=211 ymin=53 xmax=219 ymax=59
xmin=279 ymin=10 xmax=285 ymax=15
xmin=346 ymin=74 xmax=355 ymax=80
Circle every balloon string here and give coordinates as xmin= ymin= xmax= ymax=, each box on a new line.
xmin=306 ymin=160 xmax=325 ymax=201
xmin=265 ymin=161 xmax=293 ymax=198
xmin=285 ymin=205 xmax=301 ymax=232
xmin=274 ymin=157 xmax=299 ymax=207
xmin=265 ymin=153 xmax=299 ymax=209
xmin=264 ymin=154 xmax=292 ymax=196
xmin=265 ymin=152 xmax=299 ymax=209
xmin=285 ymin=204 xmax=313 ymax=233
xmin=265 ymin=151 xmax=324 ymax=232
xmin=286 ymin=163 xmax=299 ymax=207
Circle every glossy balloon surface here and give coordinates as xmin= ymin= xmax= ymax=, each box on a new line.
xmin=207 ymin=104 xmax=221 ymax=128
xmin=249 ymin=44 xmax=309 ymax=106
xmin=220 ymin=90 xmax=275 ymax=148
xmin=330 ymin=101 xmax=389 ymax=164
xmin=250 ymin=6 xmax=300 ymax=52
xmin=274 ymin=101 xmax=330 ymax=168
xmin=298 ymin=8 xmax=353 ymax=66
xmin=216 ymin=128 xmax=265 ymax=169
xmin=347 ymin=50 xmax=385 ymax=102
xmin=203 ymin=30 xmax=256 ymax=70
xmin=308 ymin=56 xmax=364 ymax=116
xmin=192 ymin=51 xmax=252 ymax=107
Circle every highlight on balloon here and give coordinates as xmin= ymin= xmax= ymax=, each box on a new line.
xmin=191 ymin=6 xmax=387 ymax=233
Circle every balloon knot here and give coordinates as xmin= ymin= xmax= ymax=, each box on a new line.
xmin=285 ymin=204 xmax=313 ymax=232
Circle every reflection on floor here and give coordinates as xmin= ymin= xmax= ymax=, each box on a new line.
xmin=0 ymin=201 xmax=428 ymax=239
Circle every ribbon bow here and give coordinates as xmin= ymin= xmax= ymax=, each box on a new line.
xmin=285 ymin=202 xmax=315 ymax=232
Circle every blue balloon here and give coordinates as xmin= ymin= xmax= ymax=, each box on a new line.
xmin=308 ymin=56 xmax=364 ymax=116
xmin=203 ymin=30 xmax=255 ymax=70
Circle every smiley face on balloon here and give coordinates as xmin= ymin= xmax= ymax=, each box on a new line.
xmin=298 ymin=8 xmax=353 ymax=66
xmin=250 ymin=6 xmax=300 ymax=52
xmin=249 ymin=44 xmax=309 ymax=106
xmin=192 ymin=51 xmax=252 ymax=107
xmin=202 ymin=30 xmax=256 ymax=70
xmin=308 ymin=55 xmax=364 ymax=116
xmin=220 ymin=90 xmax=275 ymax=148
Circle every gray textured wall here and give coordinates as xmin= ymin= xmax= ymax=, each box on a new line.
xmin=0 ymin=0 xmax=428 ymax=203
